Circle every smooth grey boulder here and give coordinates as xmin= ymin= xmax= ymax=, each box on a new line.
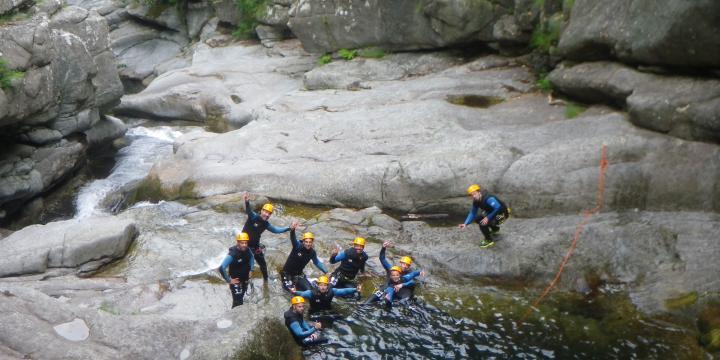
xmin=186 ymin=0 xmax=214 ymax=39
xmin=397 ymin=211 xmax=720 ymax=314
xmin=115 ymin=41 xmax=314 ymax=126
xmin=557 ymin=0 xmax=720 ymax=68
xmin=549 ymin=61 xmax=720 ymax=143
xmin=0 ymin=0 xmax=33 ymax=15
xmin=147 ymin=43 xmax=720 ymax=217
xmin=83 ymin=115 xmax=128 ymax=147
xmin=0 ymin=216 xmax=138 ymax=277
xmin=287 ymin=0 xmax=547 ymax=53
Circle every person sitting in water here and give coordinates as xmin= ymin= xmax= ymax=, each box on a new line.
xmin=284 ymin=296 xmax=328 ymax=346
xmin=242 ymin=192 xmax=291 ymax=281
xmin=366 ymin=265 xmax=422 ymax=307
xmin=328 ymin=237 xmax=369 ymax=288
xmin=218 ymin=232 xmax=254 ymax=308
xmin=379 ymin=241 xmax=424 ymax=300
xmin=291 ymin=275 xmax=358 ymax=314
xmin=281 ymin=226 xmax=329 ymax=293
xmin=458 ymin=184 xmax=511 ymax=249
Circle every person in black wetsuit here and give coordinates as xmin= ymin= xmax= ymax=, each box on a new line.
xmin=242 ymin=192 xmax=290 ymax=281
xmin=292 ymin=275 xmax=358 ymax=314
xmin=281 ymin=226 xmax=329 ymax=293
xmin=458 ymin=184 xmax=511 ymax=248
xmin=218 ymin=232 xmax=254 ymax=308
xmin=379 ymin=241 xmax=424 ymax=300
xmin=284 ymin=296 xmax=327 ymax=346
xmin=365 ymin=265 xmax=421 ymax=307
xmin=328 ymin=237 xmax=368 ymax=289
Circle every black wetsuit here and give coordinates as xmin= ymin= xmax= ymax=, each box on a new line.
xmin=281 ymin=230 xmax=328 ymax=292
xmin=242 ymin=200 xmax=289 ymax=280
xmin=219 ymin=246 xmax=254 ymax=308
xmin=284 ymin=309 xmax=327 ymax=346
xmin=464 ymin=192 xmax=510 ymax=241
xmin=329 ymin=248 xmax=368 ymax=288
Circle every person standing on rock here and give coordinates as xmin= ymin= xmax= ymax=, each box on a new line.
xmin=219 ymin=232 xmax=254 ymax=308
xmin=379 ymin=241 xmax=424 ymax=300
xmin=284 ymin=296 xmax=327 ymax=346
xmin=243 ymin=192 xmax=290 ymax=281
xmin=329 ymin=237 xmax=369 ymax=289
xmin=458 ymin=184 xmax=511 ymax=248
xmin=291 ymin=275 xmax=358 ymax=315
xmin=281 ymin=225 xmax=329 ymax=293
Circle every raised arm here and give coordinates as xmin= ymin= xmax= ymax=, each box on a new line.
xmin=289 ymin=229 xmax=300 ymax=249
xmin=330 ymin=249 xmax=346 ymax=264
xmin=379 ymin=247 xmax=391 ymax=271
xmin=312 ymin=254 xmax=329 ymax=273
xmin=245 ymin=200 xmax=257 ymax=218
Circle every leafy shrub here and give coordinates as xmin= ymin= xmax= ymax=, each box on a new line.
xmin=232 ymin=0 xmax=267 ymax=39
xmin=318 ymin=53 xmax=332 ymax=65
xmin=0 ymin=58 xmax=24 ymax=90
xmin=338 ymin=48 xmax=357 ymax=61
xmin=536 ymin=73 xmax=553 ymax=93
xmin=358 ymin=47 xmax=385 ymax=59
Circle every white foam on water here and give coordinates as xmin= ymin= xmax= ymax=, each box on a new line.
xmin=74 ymin=126 xmax=183 ymax=219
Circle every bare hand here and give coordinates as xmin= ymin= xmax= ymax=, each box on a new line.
xmin=458 ymin=224 xmax=466 ymax=230
xmin=382 ymin=241 xmax=393 ymax=248
xmin=290 ymin=221 xmax=299 ymax=230
xmin=243 ymin=192 xmax=250 ymax=201
xmin=420 ymin=271 xmax=426 ymax=277
xmin=331 ymin=247 xmax=339 ymax=256
xmin=394 ymin=284 xmax=403 ymax=291
xmin=480 ymin=217 xmax=489 ymax=226
xmin=230 ymin=278 xmax=240 ymax=285
xmin=290 ymin=286 xmax=296 ymax=293
xmin=357 ymin=284 xmax=362 ymax=292
xmin=313 ymin=322 xmax=322 ymax=330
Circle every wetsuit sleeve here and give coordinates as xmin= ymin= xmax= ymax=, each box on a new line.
xmin=312 ymin=255 xmax=328 ymax=273
xmin=249 ymin=253 xmax=255 ymax=272
xmin=219 ymin=255 xmax=233 ymax=283
xmin=267 ymin=223 xmax=290 ymax=234
xmin=330 ymin=250 xmax=346 ymax=263
xmin=379 ymin=247 xmax=391 ymax=271
xmin=464 ymin=203 xmax=479 ymax=225
xmin=289 ymin=229 xmax=300 ymax=249
xmin=332 ymin=288 xmax=357 ymax=297
xmin=245 ymin=200 xmax=257 ymax=218
xmin=295 ymin=290 xmax=313 ymax=299
xmin=289 ymin=321 xmax=315 ymax=338
xmin=485 ymin=197 xmax=502 ymax=221
xmin=402 ymin=279 xmax=416 ymax=287
xmin=401 ymin=270 xmax=422 ymax=282
xmin=359 ymin=253 xmax=367 ymax=273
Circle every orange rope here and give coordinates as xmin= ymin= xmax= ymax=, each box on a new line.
xmin=522 ymin=145 xmax=608 ymax=321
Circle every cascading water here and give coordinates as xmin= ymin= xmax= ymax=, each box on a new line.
xmin=74 ymin=126 xmax=185 ymax=219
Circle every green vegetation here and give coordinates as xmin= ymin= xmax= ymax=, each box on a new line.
xmin=232 ymin=0 xmax=268 ymax=39
xmin=699 ymin=302 xmax=720 ymax=352
xmin=530 ymin=9 xmax=563 ymax=54
xmin=536 ymin=73 xmax=553 ymax=93
xmin=279 ymin=202 xmax=331 ymax=220
xmin=564 ymin=101 xmax=586 ymax=119
xmin=205 ymin=113 xmax=231 ymax=133
xmin=338 ymin=48 xmax=358 ymax=61
xmin=665 ymin=291 xmax=699 ymax=310
xmin=446 ymin=94 xmax=504 ymax=108
xmin=232 ymin=317 xmax=302 ymax=360
xmin=318 ymin=53 xmax=332 ymax=66
xmin=0 ymin=58 xmax=24 ymax=90
xmin=358 ymin=47 xmax=385 ymax=59
xmin=124 ymin=175 xmax=199 ymax=207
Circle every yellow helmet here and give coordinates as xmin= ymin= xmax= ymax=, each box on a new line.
xmin=467 ymin=184 xmax=481 ymax=195
xmin=399 ymin=256 xmax=413 ymax=265
xmin=262 ymin=203 xmax=274 ymax=213
xmin=390 ymin=266 xmax=402 ymax=273
xmin=291 ymin=296 xmax=305 ymax=305
xmin=301 ymin=232 xmax=314 ymax=241
xmin=236 ymin=232 xmax=250 ymax=242
xmin=353 ymin=237 xmax=366 ymax=247
xmin=316 ymin=275 xmax=329 ymax=285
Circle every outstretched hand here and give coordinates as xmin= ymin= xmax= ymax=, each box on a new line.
xmin=290 ymin=221 xmax=299 ymax=230
xmin=243 ymin=192 xmax=250 ymax=201
xmin=420 ymin=271 xmax=426 ymax=277
xmin=382 ymin=241 xmax=393 ymax=248
xmin=458 ymin=224 xmax=466 ymax=230
xmin=331 ymin=246 xmax=339 ymax=256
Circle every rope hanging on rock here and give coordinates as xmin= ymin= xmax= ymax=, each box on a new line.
xmin=522 ymin=144 xmax=609 ymax=321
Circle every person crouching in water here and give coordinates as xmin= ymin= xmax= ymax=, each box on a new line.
xmin=458 ymin=184 xmax=510 ymax=248
xmin=379 ymin=241 xmax=424 ymax=300
xmin=219 ymin=232 xmax=254 ymax=308
xmin=281 ymin=224 xmax=329 ymax=293
xmin=292 ymin=275 xmax=358 ymax=315
xmin=329 ymin=237 xmax=368 ymax=288
xmin=366 ymin=265 xmax=422 ymax=307
xmin=284 ymin=296 xmax=328 ymax=346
